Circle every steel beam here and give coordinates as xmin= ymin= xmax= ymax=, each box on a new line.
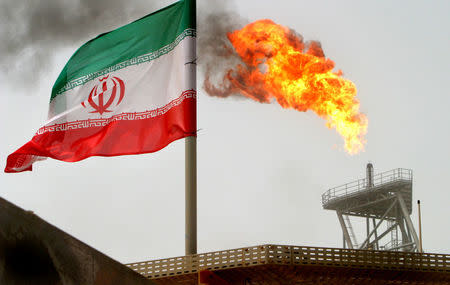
xmin=359 ymin=200 xmax=397 ymax=249
xmin=366 ymin=217 xmax=370 ymax=245
xmin=396 ymin=193 xmax=420 ymax=251
xmin=337 ymin=212 xmax=354 ymax=249
xmin=372 ymin=223 xmax=399 ymax=246
xmin=344 ymin=195 xmax=395 ymax=213
xmin=372 ymin=218 xmax=379 ymax=250
xmin=397 ymin=213 xmax=410 ymax=245
xmin=388 ymin=242 xmax=416 ymax=251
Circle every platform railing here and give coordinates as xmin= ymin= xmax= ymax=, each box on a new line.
xmin=126 ymin=244 xmax=449 ymax=279
xmin=322 ymin=168 xmax=412 ymax=206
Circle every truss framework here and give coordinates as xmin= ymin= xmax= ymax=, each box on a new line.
xmin=323 ymin=167 xmax=419 ymax=252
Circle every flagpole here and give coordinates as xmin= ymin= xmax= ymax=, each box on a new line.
xmin=185 ymin=0 xmax=197 ymax=256
xmin=185 ymin=136 xmax=197 ymax=255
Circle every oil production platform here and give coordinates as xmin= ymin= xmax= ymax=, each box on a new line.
xmin=1 ymin=165 xmax=449 ymax=284
xmin=322 ymin=164 xmax=420 ymax=253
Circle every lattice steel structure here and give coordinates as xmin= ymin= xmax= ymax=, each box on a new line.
xmin=322 ymin=164 xmax=420 ymax=252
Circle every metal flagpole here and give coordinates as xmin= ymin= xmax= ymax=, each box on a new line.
xmin=185 ymin=0 xmax=197 ymax=256
xmin=185 ymin=136 xmax=197 ymax=255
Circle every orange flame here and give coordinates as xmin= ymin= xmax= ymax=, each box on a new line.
xmin=205 ymin=19 xmax=368 ymax=154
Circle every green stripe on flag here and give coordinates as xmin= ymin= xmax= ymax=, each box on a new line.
xmin=51 ymin=0 xmax=194 ymax=101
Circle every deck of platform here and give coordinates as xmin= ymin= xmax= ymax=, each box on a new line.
xmin=127 ymin=244 xmax=450 ymax=284
xmin=322 ymin=168 xmax=413 ymax=218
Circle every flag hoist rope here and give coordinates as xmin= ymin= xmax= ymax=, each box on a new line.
xmin=185 ymin=0 xmax=197 ymax=256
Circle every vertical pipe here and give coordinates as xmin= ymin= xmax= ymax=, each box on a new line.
xmin=366 ymin=163 xmax=374 ymax=188
xmin=185 ymin=0 xmax=197 ymax=256
xmin=418 ymin=200 xmax=423 ymax=253
xmin=366 ymin=216 xmax=370 ymax=249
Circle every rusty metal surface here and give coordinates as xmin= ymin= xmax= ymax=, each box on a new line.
xmin=0 ymin=197 xmax=155 ymax=285
xmin=146 ymin=265 xmax=450 ymax=285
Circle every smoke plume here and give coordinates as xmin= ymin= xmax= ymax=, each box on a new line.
xmin=0 ymin=0 xmax=247 ymax=90
xmin=197 ymin=0 xmax=247 ymax=98
xmin=0 ymin=0 xmax=171 ymax=86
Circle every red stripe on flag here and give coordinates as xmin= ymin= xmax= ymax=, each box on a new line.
xmin=5 ymin=95 xmax=196 ymax=173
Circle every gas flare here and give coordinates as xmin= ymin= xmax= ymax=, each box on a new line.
xmin=204 ymin=19 xmax=368 ymax=154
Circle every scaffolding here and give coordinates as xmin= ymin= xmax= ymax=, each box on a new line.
xmin=322 ymin=164 xmax=420 ymax=252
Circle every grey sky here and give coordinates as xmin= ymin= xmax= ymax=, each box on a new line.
xmin=0 ymin=0 xmax=449 ymax=264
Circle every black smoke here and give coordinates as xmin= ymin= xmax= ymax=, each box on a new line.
xmin=197 ymin=0 xmax=246 ymax=86
xmin=0 ymin=0 xmax=247 ymax=90
xmin=0 ymin=0 xmax=172 ymax=85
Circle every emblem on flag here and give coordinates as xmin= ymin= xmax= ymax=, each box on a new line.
xmin=5 ymin=0 xmax=196 ymax=173
xmin=82 ymin=75 xmax=125 ymax=115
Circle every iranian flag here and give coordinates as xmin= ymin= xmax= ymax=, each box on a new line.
xmin=5 ymin=0 xmax=196 ymax=173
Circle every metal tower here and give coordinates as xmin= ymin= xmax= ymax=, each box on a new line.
xmin=322 ymin=164 xmax=421 ymax=252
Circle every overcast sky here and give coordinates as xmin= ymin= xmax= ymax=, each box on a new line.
xmin=0 ymin=0 xmax=449 ymax=264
